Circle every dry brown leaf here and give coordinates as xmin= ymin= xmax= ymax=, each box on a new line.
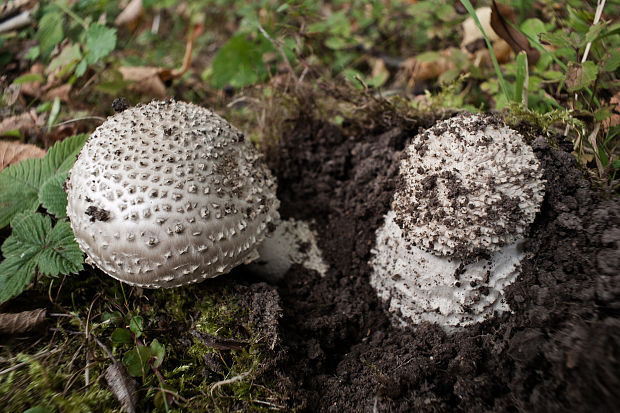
xmin=0 ymin=309 xmax=47 ymax=334
xmin=400 ymin=48 xmax=457 ymax=83
xmin=461 ymin=6 xmax=513 ymax=66
xmin=0 ymin=140 xmax=46 ymax=170
xmin=45 ymin=83 xmax=72 ymax=102
xmin=0 ymin=108 xmax=41 ymax=136
xmin=19 ymin=63 xmax=45 ymax=98
xmin=490 ymin=1 xmax=540 ymax=64
xmin=115 ymin=0 xmax=143 ymax=26
xmin=119 ymin=66 xmax=167 ymax=98
xmin=118 ymin=23 xmax=202 ymax=97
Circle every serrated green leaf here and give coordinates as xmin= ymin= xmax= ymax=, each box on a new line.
xmin=566 ymin=61 xmax=598 ymax=92
xmin=0 ymin=212 xmax=83 ymax=303
xmin=123 ymin=345 xmax=151 ymax=377
xmin=37 ymin=12 xmax=64 ymax=56
xmin=0 ymin=159 xmax=48 ymax=229
xmin=36 ymin=220 xmax=83 ymax=276
xmin=0 ymin=134 xmax=88 ymax=228
xmin=210 ymin=33 xmax=275 ymax=89
xmin=43 ymin=134 xmax=89 ymax=174
xmin=604 ymin=49 xmax=620 ymax=73
xmin=150 ymin=339 xmax=165 ymax=368
xmin=39 ymin=171 xmax=70 ymax=218
xmin=85 ymin=24 xmax=117 ymax=64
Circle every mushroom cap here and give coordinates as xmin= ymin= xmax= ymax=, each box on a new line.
xmin=66 ymin=100 xmax=279 ymax=288
xmin=393 ymin=113 xmax=544 ymax=259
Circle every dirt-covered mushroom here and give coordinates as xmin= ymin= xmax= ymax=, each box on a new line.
xmin=370 ymin=113 xmax=545 ymax=329
xmin=66 ymin=99 xmax=279 ymax=288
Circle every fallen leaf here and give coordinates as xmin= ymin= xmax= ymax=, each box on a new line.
xmin=118 ymin=23 xmax=202 ymax=97
xmin=0 ymin=309 xmax=47 ymax=334
xmin=118 ymin=66 xmax=167 ymax=98
xmin=490 ymin=1 xmax=540 ymax=64
xmin=45 ymin=83 xmax=72 ymax=102
xmin=0 ymin=140 xmax=45 ymax=170
xmin=0 ymin=109 xmax=41 ymax=137
xmin=460 ymin=6 xmax=513 ymax=66
xmin=18 ymin=63 xmax=45 ymax=98
xmin=399 ymin=48 xmax=457 ymax=83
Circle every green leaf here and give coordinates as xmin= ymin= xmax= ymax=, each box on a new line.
xmin=514 ymin=51 xmax=529 ymax=105
xmin=47 ymin=44 xmax=82 ymax=76
xmin=47 ymin=97 xmax=61 ymax=130
xmin=23 ymin=406 xmax=54 ymax=413
xmin=603 ymin=49 xmax=620 ymax=73
xmin=123 ymin=345 xmax=151 ymax=377
xmin=129 ymin=315 xmax=144 ymax=337
xmin=37 ymin=12 xmax=64 ymax=56
xmin=210 ymin=33 xmax=275 ymax=89
xmin=42 ymin=134 xmax=89 ymax=176
xmin=111 ymin=328 xmax=133 ymax=344
xmin=150 ymin=339 xmax=165 ymax=368
xmin=12 ymin=74 xmax=45 ymax=85
xmin=0 ymin=134 xmax=88 ymax=228
xmin=566 ymin=61 xmax=598 ymax=92
xmin=39 ymin=172 xmax=70 ymax=218
xmin=85 ymin=24 xmax=117 ymax=64
xmin=25 ymin=46 xmax=40 ymax=61
xmin=0 ymin=212 xmax=83 ymax=303
xmin=0 ymin=159 xmax=47 ymax=229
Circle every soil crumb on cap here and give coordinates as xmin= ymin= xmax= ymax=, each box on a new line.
xmin=393 ymin=113 xmax=545 ymax=259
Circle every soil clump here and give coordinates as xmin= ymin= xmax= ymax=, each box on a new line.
xmin=265 ymin=112 xmax=620 ymax=412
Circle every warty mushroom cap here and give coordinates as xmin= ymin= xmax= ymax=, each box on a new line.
xmin=392 ymin=113 xmax=544 ymax=259
xmin=371 ymin=113 xmax=545 ymax=329
xmin=66 ymin=100 xmax=279 ymax=288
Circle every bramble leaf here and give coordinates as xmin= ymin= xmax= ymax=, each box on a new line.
xmin=0 ymin=212 xmax=83 ymax=303
xmin=39 ymin=171 xmax=70 ymax=218
xmin=37 ymin=12 xmax=64 ymax=56
xmin=0 ymin=159 xmax=47 ymax=228
xmin=85 ymin=24 xmax=117 ymax=64
xmin=0 ymin=134 xmax=88 ymax=227
xmin=210 ymin=33 xmax=275 ymax=88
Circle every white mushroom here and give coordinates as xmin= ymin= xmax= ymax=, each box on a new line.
xmin=248 ymin=218 xmax=328 ymax=282
xmin=66 ymin=100 xmax=279 ymax=288
xmin=370 ymin=113 xmax=545 ymax=329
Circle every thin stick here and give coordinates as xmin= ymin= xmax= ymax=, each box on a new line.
xmin=257 ymin=23 xmax=297 ymax=82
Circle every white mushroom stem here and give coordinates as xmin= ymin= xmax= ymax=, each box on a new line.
xmin=248 ymin=218 xmax=328 ymax=282
xmin=371 ymin=210 xmax=523 ymax=330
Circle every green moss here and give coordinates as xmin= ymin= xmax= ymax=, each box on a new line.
xmin=0 ymin=352 xmax=116 ymax=413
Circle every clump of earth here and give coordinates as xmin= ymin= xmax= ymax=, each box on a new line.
xmin=258 ymin=108 xmax=619 ymax=412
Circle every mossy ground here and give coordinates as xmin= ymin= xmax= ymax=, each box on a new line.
xmin=0 ymin=267 xmax=287 ymax=412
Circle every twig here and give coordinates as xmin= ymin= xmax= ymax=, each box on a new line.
xmin=0 ymin=9 xmax=31 ymax=34
xmin=257 ymin=23 xmax=297 ymax=82
xmin=209 ymin=370 xmax=251 ymax=396
xmin=0 ymin=348 xmax=62 ymax=376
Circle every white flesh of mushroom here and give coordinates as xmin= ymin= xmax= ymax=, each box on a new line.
xmin=248 ymin=218 xmax=328 ymax=281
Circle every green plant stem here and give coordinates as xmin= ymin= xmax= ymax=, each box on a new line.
xmin=54 ymin=1 xmax=88 ymax=30
xmin=459 ymin=0 xmax=510 ymax=101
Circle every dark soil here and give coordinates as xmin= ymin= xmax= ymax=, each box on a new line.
xmin=263 ymin=113 xmax=620 ymax=412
